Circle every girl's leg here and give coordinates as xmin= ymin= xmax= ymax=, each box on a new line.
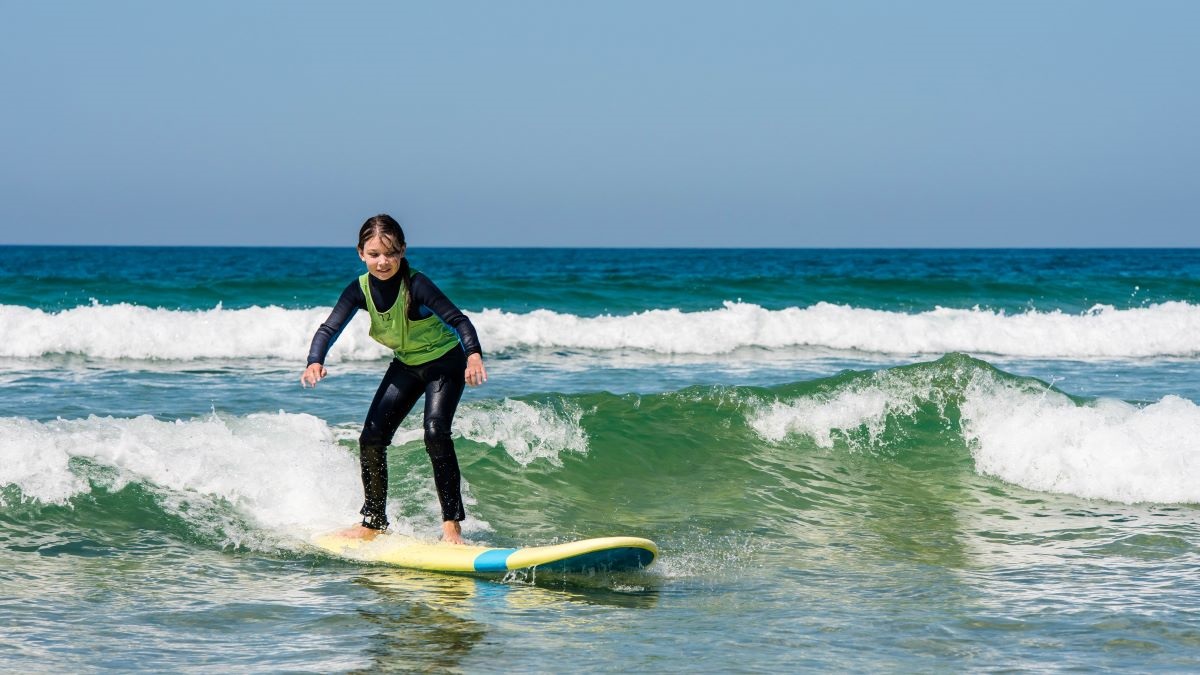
xmin=420 ymin=351 xmax=468 ymax=524
xmin=358 ymin=360 xmax=424 ymax=529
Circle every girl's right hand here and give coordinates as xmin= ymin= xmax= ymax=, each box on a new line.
xmin=301 ymin=363 xmax=327 ymax=388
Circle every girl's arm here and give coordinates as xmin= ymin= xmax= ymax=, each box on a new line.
xmin=301 ymin=280 xmax=364 ymax=387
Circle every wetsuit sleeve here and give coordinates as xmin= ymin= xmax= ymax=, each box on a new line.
xmin=410 ymin=273 xmax=483 ymax=357
xmin=307 ymin=280 xmax=366 ymax=365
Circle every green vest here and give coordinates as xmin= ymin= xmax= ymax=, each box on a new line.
xmin=360 ymin=271 xmax=461 ymax=365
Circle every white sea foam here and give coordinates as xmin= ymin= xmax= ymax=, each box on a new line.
xmin=3 ymin=300 xmax=1199 ymax=361
xmin=748 ymin=361 xmax=958 ymax=450
xmin=747 ymin=367 xmax=1200 ymax=505
xmin=476 ymin=301 xmax=1200 ymax=358
xmin=0 ymin=412 xmax=364 ymax=540
xmin=961 ymin=385 xmax=1200 ymax=505
xmin=0 ymin=303 xmax=390 ymax=361
xmin=353 ymin=398 xmax=589 ymax=467
xmin=751 ymin=387 xmax=908 ymax=449
xmin=0 ymin=399 xmax=589 ymax=544
xmin=454 ymin=399 xmax=589 ymax=466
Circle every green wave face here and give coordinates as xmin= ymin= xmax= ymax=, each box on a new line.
xmin=450 ymin=353 xmax=1200 ymax=578
xmin=454 ymin=355 xmax=1049 ymax=543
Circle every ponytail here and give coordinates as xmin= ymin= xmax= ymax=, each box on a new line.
xmin=398 ymin=255 xmax=412 ymax=325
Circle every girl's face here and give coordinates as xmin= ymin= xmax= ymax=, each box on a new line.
xmin=358 ymin=235 xmax=405 ymax=281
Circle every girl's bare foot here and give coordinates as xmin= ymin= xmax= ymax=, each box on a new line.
xmin=441 ymin=520 xmax=464 ymax=545
xmin=337 ymin=523 xmax=383 ymax=540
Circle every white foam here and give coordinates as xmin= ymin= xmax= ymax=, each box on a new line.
xmin=0 ymin=412 xmax=366 ymax=542
xmin=751 ymin=388 xmax=907 ymax=449
xmin=475 ymin=301 xmax=1200 ymax=358
xmin=4 ymin=300 xmax=1200 ymax=361
xmin=0 ymin=303 xmax=390 ymax=361
xmin=358 ymin=398 xmax=589 ymax=467
xmin=746 ymin=365 xmax=1200 ymax=505
xmin=961 ymin=384 xmax=1200 ymax=505
xmin=455 ymin=399 xmax=589 ymax=466
xmin=0 ymin=397 xmax=589 ymax=546
xmin=748 ymin=360 xmax=961 ymax=449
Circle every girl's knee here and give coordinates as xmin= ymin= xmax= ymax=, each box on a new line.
xmin=423 ymin=423 xmax=454 ymax=457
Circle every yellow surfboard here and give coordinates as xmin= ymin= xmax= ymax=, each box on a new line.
xmin=313 ymin=531 xmax=658 ymax=574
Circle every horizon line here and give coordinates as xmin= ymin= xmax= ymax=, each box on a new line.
xmin=3 ymin=243 xmax=1199 ymax=251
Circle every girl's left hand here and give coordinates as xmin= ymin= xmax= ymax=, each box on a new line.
xmin=465 ymin=353 xmax=488 ymax=387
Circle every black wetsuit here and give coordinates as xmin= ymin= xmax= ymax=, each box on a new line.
xmin=308 ymin=272 xmax=482 ymax=530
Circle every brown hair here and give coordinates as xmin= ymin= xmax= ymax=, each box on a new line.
xmin=357 ymin=213 xmax=412 ymax=315
xmin=357 ymin=213 xmax=405 ymax=253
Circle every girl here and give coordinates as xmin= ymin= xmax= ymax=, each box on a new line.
xmin=301 ymin=214 xmax=486 ymax=544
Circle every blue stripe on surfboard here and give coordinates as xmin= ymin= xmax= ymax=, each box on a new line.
xmin=473 ymin=548 xmax=518 ymax=572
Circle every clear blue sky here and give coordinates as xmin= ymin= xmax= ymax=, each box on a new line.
xmin=2 ymin=1 xmax=1197 ymax=247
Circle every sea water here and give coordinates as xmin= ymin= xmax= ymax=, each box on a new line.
xmin=3 ymin=246 xmax=1200 ymax=672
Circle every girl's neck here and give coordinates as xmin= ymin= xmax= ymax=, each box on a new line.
xmin=369 ymin=272 xmax=403 ymax=286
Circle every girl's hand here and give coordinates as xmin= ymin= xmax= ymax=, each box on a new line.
xmin=465 ymin=353 xmax=488 ymax=387
xmin=301 ymin=363 xmax=327 ymax=388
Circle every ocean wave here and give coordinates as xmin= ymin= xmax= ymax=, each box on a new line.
xmin=0 ymin=412 xmax=362 ymax=536
xmin=0 ymin=303 xmax=381 ymax=361
xmin=747 ymin=354 xmax=1200 ymax=505
xmin=3 ymin=300 xmax=1200 ymax=361
xmin=474 ymin=300 xmax=1200 ymax=358
xmin=0 ymin=397 xmax=590 ymax=543
xmin=337 ymin=397 xmax=590 ymax=467
xmin=4 ymin=359 xmax=1200 ymax=537
xmin=961 ymin=384 xmax=1200 ymax=505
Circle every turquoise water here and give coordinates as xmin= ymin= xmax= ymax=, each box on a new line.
xmin=4 ymin=246 xmax=1200 ymax=671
